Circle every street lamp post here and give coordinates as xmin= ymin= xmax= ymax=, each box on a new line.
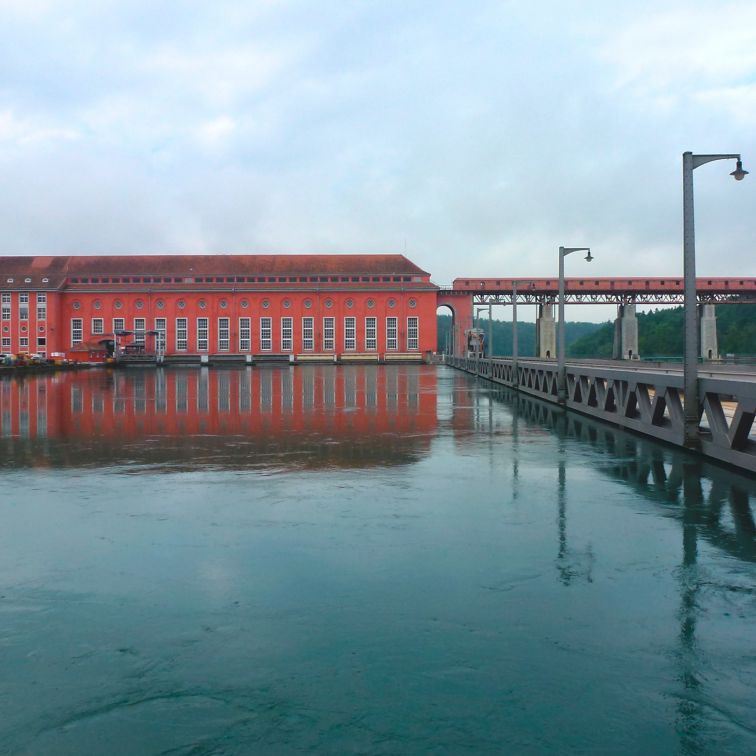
xmin=512 ymin=280 xmax=534 ymax=387
xmin=558 ymin=246 xmax=593 ymax=404
xmin=682 ymin=152 xmax=747 ymax=447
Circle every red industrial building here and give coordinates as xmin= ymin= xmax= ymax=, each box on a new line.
xmin=0 ymin=254 xmax=437 ymax=362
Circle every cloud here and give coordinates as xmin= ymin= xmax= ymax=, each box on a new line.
xmin=0 ymin=0 xmax=753 ymax=322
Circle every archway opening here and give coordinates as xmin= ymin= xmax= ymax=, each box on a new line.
xmin=436 ymin=304 xmax=455 ymax=355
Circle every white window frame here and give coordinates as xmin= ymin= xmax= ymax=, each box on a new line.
xmin=1 ymin=293 xmax=10 ymax=321
xmin=218 ymin=317 xmax=230 ymax=351
xmin=407 ymin=316 xmax=419 ymax=351
xmin=154 ymin=318 xmax=167 ymax=352
xmin=176 ymin=317 xmax=188 ymax=351
xmin=386 ymin=316 xmax=398 ymax=351
xmin=281 ymin=316 xmax=293 ymax=352
xmin=71 ymin=318 xmax=83 ymax=346
xmin=19 ymin=293 xmax=29 ymax=321
xmin=19 ymin=337 xmax=29 ymax=349
xmin=1 ymin=337 xmax=10 ymax=350
xmin=302 ymin=316 xmax=314 ymax=351
xmin=365 ymin=316 xmax=377 ymax=351
xmin=91 ymin=317 xmax=104 ymax=335
xmin=112 ymin=317 xmax=125 ymax=334
xmin=239 ymin=317 xmax=251 ymax=352
xmin=260 ymin=317 xmax=272 ymax=351
xmin=36 ymin=293 xmax=46 ymax=321
xmin=197 ymin=317 xmax=209 ymax=351
xmin=323 ymin=317 xmax=335 ymax=351
xmin=134 ymin=318 xmax=146 ymax=346
xmin=344 ymin=316 xmax=356 ymax=351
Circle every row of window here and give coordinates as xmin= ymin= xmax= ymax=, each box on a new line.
xmin=67 ymin=275 xmax=420 ymax=285
xmin=1 ymin=293 xmax=46 ymax=322
xmin=1 ymin=336 xmax=46 ymax=353
xmin=71 ymin=316 xmax=420 ymax=352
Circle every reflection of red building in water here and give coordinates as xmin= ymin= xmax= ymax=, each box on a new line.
xmin=0 ymin=255 xmax=437 ymax=362
xmin=0 ymin=367 xmax=439 ymax=469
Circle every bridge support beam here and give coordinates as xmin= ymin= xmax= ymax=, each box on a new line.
xmin=699 ymin=304 xmax=718 ymax=360
xmin=612 ymin=303 xmax=639 ymax=360
xmin=536 ymin=303 xmax=556 ymax=359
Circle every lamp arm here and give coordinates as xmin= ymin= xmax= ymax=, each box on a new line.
xmin=691 ymin=153 xmax=741 ymax=170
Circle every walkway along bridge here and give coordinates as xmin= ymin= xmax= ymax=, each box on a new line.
xmin=437 ymin=277 xmax=756 ymax=360
xmin=447 ymin=355 xmax=756 ymax=474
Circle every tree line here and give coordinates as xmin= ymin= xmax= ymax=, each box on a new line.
xmin=437 ymin=303 xmax=756 ymax=357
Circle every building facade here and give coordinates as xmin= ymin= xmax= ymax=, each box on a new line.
xmin=0 ymin=255 xmax=437 ymax=361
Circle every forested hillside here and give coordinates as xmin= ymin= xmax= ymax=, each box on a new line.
xmin=437 ymin=315 xmax=601 ymax=356
xmin=569 ymin=304 xmax=756 ymax=358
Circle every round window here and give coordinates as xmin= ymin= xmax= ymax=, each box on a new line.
xmin=240 ymin=299 xmax=249 ymax=309
xmin=177 ymin=299 xmax=186 ymax=310
xmin=135 ymin=299 xmax=145 ymax=310
xmin=72 ymin=301 xmax=81 ymax=310
xmin=114 ymin=299 xmax=123 ymax=310
xmin=156 ymin=299 xmax=165 ymax=310
xmin=282 ymin=299 xmax=291 ymax=309
xmin=262 ymin=299 xmax=270 ymax=309
xmin=219 ymin=299 xmax=228 ymax=309
xmin=345 ymin=298 xmax=353 ymax=309
xmin=198 ymin=299 xmax=207 ymax=309
xmin=93 ymin=299 xmax=102 ymax=310
xmin=408 ymin=298 xmax=417 ymax=309
xmin=366 ymin=298 xmax=376 ymax=309
xmin=303 ymin=298 xmax=313 ymax=309
xmin=388 ymin=298 xmax=396 ymax=308
xmin=38 ymin=325 xmax=45 ymax=333
xmin=324 ymin=298 xmax=333 ymax=309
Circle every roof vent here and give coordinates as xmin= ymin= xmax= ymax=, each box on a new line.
xmin=42 ymin=277 xmax=49 ymax=283
xmin=25 ymin=277 xmax=31 ymax=283
xmin=6 ymin=278 xmax=13 ymax=283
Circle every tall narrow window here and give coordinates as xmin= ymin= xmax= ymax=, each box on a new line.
xmin=197 ymin=317 xmax=209 ymax=351
xmin=154 ymin=318 xmax=166 ymax=352
xmin=1 ymin=293 xmax=10 ymax=321
xmin=218 ymin=317 xmax=230 ymax=351
xmin=407 ymin=316 xmax=419 ymax=350
xmin=134 ymin=318 xmax=146 ymax=346
xmin=19 ymin=293 xmax=29 ymax=321
xmin=281 ymin=316 xmax=293 ymax=351
xmin=91 ymin=318 xmax=104 ymax=335
xmin=386 ymin=316 xmax=398 ymax=351
xmin=71 ymin=318 xmax=83 ymax=346
xmin=239 ymin=317 xmax=251 ymax=352
xmin=323 ymin=317 xmax=335 ymax=351
xmin=344 ymin=317 xmax=356 ymax=350
xmin=112 ymin=317 xmax=125 ymax=334
xmin=302 ymin=317 xmax=314 ymax=351
xmin=260 ymin=317 xmax=272 ymax=351
xmin=176 ymin=317 xmax=188 ymax=351
xmin=365 ymin=317 xmax=377 ymax=351
xmin=36 ymin=293 xmax=46 ymax=321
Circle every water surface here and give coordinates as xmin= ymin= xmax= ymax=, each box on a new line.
xmin=1 ymin=366 xmax=754 ymax=754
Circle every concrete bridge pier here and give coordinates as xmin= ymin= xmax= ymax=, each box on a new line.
xmin=536 ymin=303 xmax=556 ymax=359
xmin=612 ymin=303 xmax=639 ymax=360
xmin=699 ymin=304 xmax=718 ymax=360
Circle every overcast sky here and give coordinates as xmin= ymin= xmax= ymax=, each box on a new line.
xmin=1 ymin=0 xmax=754 ymax=321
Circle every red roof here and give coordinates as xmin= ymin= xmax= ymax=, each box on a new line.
xmin=1 ymin=254 xmax=429 ymax=289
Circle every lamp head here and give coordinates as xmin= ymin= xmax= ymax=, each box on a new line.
xmin=585 ymin=250 xmax=594 ymax=262
xmin=730 ymin=159 xmax=748 ymax=181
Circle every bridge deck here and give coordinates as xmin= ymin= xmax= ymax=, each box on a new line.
xmin=447 ymin=356 xmax=756 ymax=474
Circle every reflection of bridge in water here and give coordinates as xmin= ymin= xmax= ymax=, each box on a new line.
xmin=463 ymin=378 xmax=756 ymax=750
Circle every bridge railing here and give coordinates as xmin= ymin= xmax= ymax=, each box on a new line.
xmin=446 ymin=355 xmax=756 ymax=473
